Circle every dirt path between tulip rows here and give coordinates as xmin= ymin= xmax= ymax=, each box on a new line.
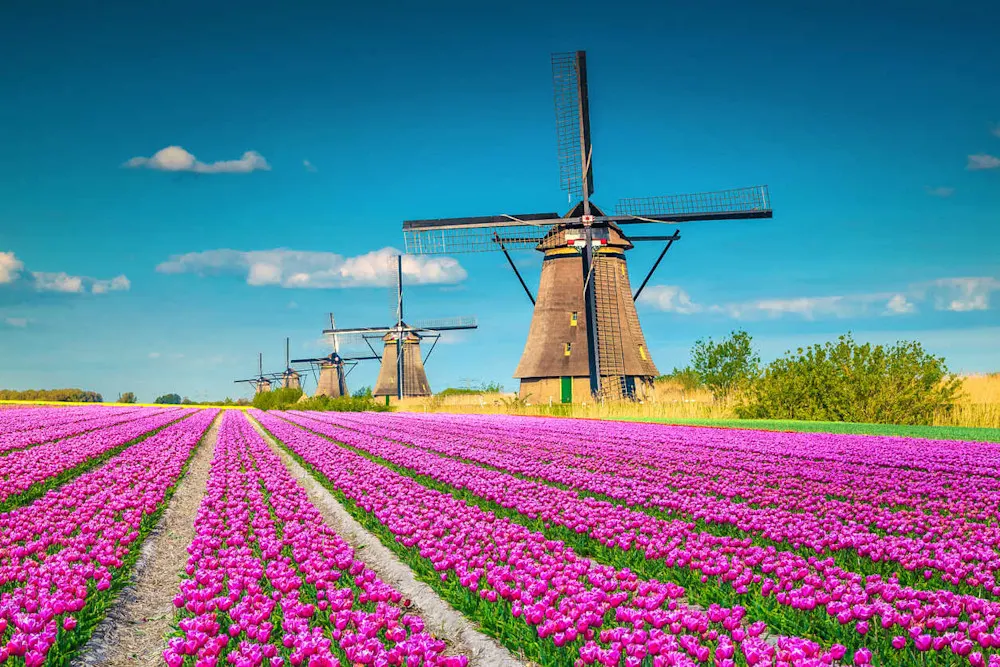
xmin=77 ymin=413 xmax=220 ymax=667
xmin=249 ymin=417 xmax=527 ymax=667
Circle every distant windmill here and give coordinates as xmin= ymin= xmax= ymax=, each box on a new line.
xmin=323 ymin=254 xmax=478 ymax=400
xmin=234 ymin=353 xmax=272 ymax=395
xmin=402 ymin=51 xmax=772 ymax=403
xmin=269 ymin=337 xmax=302 ymax=390
xmin=292 ymin=315 xmax=379 ymax=398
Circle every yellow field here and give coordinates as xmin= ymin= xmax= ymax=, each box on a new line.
xmin=395 ymin=373 xmax=1000 ymax=429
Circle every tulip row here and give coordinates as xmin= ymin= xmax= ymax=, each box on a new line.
xmin=0 ymin=405 xmax=145 ymax=436
xmin=279 ymin=411 xmax=1000 ymax=667
xmin=0 ymin=407 xmax=191 ymax=511
xmin=317 ymin=411 xmax=1000 ymax=597
xmin=0 ymin=406 xmax=167 ymax=455
xmin=0 ymin=407 xmax=218 ymax=666
xmin=253 ymin=410 xmax=850 ymax=667
xmin=165 ymin=410 xmax=463 ymax=667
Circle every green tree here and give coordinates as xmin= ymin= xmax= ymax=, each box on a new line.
xmin=737 ymin=333 xmax=961 ymax=425
xmin=691 ymin=330 xmax=760 ymax=401
xmin=119 ymin=392 xmax=137 ymax=404
xmin=351 ymin=386 xmax=373 ymax=399
xmin=154 ymin=393 xmax=182 ymax=405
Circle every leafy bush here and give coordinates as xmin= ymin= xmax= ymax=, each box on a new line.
xmin=691 ymin=330 xmax=760 ymax=401
xmin=737 ymin=333 xmax=961 ymax=425
xmin=118 ymin=392 xmax=137 ymax=404
xmin=252 ymin=387 xmax=304 ymax=411
xmin=154 ymin=393 xmax=182 ymax=405
xmin=253 ymin=387 xmax=390 ymax=412
xmin=352 ymin=386 xmax=373 ymax=399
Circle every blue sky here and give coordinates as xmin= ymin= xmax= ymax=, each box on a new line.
xmin=1 ymin=0 xmax=998 ymax=401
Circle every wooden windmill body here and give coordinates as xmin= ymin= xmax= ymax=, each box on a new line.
xmin=323 ymin=255 xmax=477 ymax=401
xmin=402 ymin=51 xmax=772 ymax=402
xmin=514 ymin=222 xmax=658 ymax=402
xmin=373 ymin=330 xmax=431 ymax=397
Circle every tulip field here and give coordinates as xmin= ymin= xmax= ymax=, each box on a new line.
xmin=0 ymin=405 xmax=998 ymax=666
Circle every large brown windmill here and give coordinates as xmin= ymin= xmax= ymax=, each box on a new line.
xmin=323 ymin=254 xmax=478 ymax=401
xmin=403 ymin=51 xmax=772 ymax=403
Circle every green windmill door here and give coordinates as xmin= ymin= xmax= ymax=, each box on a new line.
xmin=560 ymin=376 xmax=572 ymax=403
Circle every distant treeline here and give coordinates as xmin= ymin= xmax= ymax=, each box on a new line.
xmin=0 ymin=388 xmax=104 ymax=402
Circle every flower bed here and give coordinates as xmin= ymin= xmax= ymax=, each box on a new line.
xmin=0 ymin=408 xmax=218 ymax=666
xmin=254 ymin=410 xmax=842 ymax=667
xmin=164 ymin=411 xmax=463 ymax=667
xmin=0 ymin=407 xmax=192 ymax=511
xmin=278 ymin=410 xmax=1000 ymax=667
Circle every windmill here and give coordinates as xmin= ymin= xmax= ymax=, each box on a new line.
xmin=323 ymin=254 xmax=478 ymax=400
xmin=270 ymin=337 xmax=302 ymax=390
xmin=291 ymin=315 xmax=379 ymax=398
xmin=233 ymin=353 xmax=272 ymax=395
xmin=402 ymin=50 xmax=773 ymax=403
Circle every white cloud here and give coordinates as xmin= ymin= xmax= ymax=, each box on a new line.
xmin=32 ymin=271 xmax=84 ymax=293
xmin=885 ymin=294 xmax=916 ymax=315
xmin=1 ymin=251 xmax=128 ymax=296
xmin=156 ymin=247 xmax=467 ymax=288
xmin=710 ymin=294 xmax=890 ymax=320
xmin=148 ymin=352 xmax=161 ymax=359
xmin=991 ymin=124 xmax=1000 ymax=138
xmin=4 ymin=317 xmax=28 ymax=328
xmin=926 ymin=277 xmax=1000 ymax=312
xmin=124 ymin=146 xmax=270 ymax=174
xmin=0 ymin=251 xmax=24 ymax=284
xmin=303 ymin=160 xmax=317 ymax=172
xmin=437 ymin=330 xmax=472 ymax=345
xmin=640 ymin=277 xmax=998 ymax=320
xmin=967 ymin=154 xmax=1000 ymax=170
xmin=28 ymin=270 xmax=130 ymax=295
xmin=925 ymin=186 xmax=954 ymax=197
xmin=91 ymin=274 xmax=131 ymax=294
xmin=637 ymin=285 xmax=702 ymax=314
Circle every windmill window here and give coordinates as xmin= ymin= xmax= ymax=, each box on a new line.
xmin=570 ymin=312 xmax=578 ymax=327
xmin=638 ymin=345 xmax=647 ymax=360
xmin=564 ymin=342 xmax=572 ymax=356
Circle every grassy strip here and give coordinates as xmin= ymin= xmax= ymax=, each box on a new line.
xmin=0 ymin=413 xmax=194 ymax=514
xmin=308 ymin=416 xmax=991 ymax=599
xmin=43 ymin=412 xmax=218 ymax=667
xmin=609 ymin=416 xmax=1000 ymax=443
xmin=275 ymin=417 xmax=981 ymax=667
